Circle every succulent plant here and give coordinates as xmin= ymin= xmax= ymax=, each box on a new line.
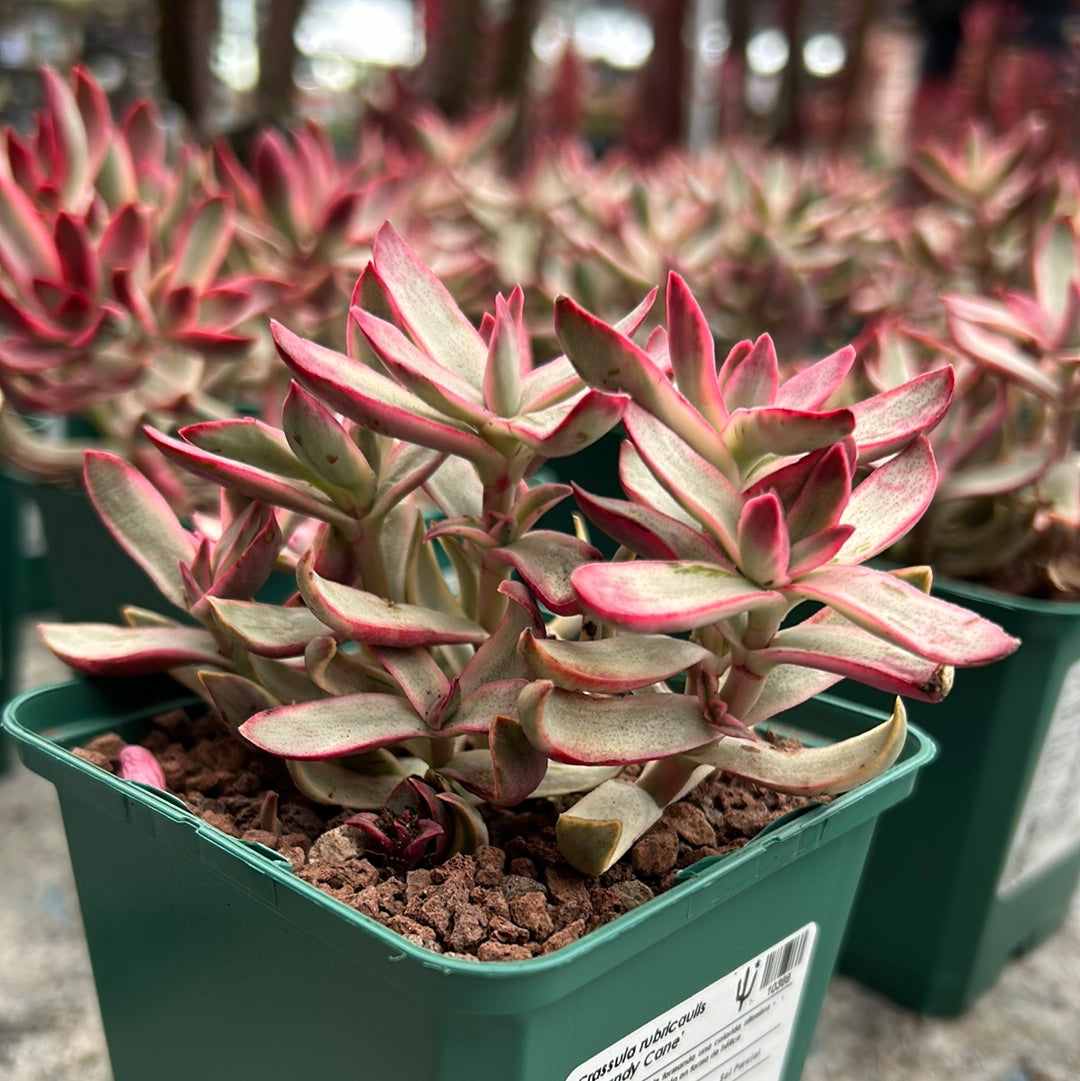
xmin=0 ymin=67 xmax=278 ymax=492
xmin=875 ymin=214 xmax=1080 ymax=596
xmin=40 ymin=223 xmax=1018 ymax=880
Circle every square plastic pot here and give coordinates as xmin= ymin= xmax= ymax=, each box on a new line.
xmin=4 ymin=676 xmax=933 ymax=1081
xmin=836 ymin=573 xmax=1080 ymax=1015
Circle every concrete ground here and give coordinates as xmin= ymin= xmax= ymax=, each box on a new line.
xmin=1 ymin=619 xmax=1078 ymax=1081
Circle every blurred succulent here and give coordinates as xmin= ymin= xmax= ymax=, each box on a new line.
xmin=0 ymin=67 xmax=277 ymax=491
xmin=40 ymin=224 xmax=1017 ymax=882
xmin=876 ymin=215 xmax=1080 ymax=596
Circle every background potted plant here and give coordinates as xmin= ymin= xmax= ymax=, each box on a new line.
xmin=5 ymin=222 xmax=1017 ymax=1079
xmin=834 ymin=131 xmax=1080 ymax=1014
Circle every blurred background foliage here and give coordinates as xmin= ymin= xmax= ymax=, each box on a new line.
xmin=0 ymin=1 xmax=1075 ymax=169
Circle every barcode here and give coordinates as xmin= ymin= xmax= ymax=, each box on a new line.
xmin=761 ymin=928 xmax=810 ymax=985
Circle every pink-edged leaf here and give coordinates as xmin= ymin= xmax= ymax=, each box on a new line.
xmin=755 ymin=620 xmax=953 ymax=701
xmin=98 ymin=203 xmax=149 ymax=270
xmin=484 ymin=290 xmax=525 ymax=416
xmin=73 ymin=66 xmax=111 ymax=176
xmin=123 ymin=98 xmax=165 ymax=171
xmin=352 ymin=308 xmax=487 ymax=423
xmin=519 ymin=632 xmax=711 ymax=693
xmin=204 ymin=503 xmax=281 ymax=601
xmin=786 ymin=524 xmax=854 ymax=578
xmin=171 ymin=196 xmax=234 ymax=291
xmin=199 ymin=670 xmax=282 ymax=731
xmin=717 ymin=333 xmax=779 ymax=411
xmin=836 ymin=436 xmax=938 ymax=563
xmin=742 ymin=664 xmax=843 ymax=725
xmin=371 ymin=222 xmax=487 ymax=387
xmin=692 ymin=706 xmax=907 ymax=796
xmin=942 ymin=293 xmax=1037 ymax=339
xmin=297 ymin=555 xmax=487 ymax=647
xmin=282 ymin=381 xmax=377 ymax=503
xmin=41 ymin=67 xmax=89 ymax=208
xmin=0 ymin=176 xmax=61 ymax=285
xmin=555 ymin=295 xmax=730 ymax=472
xmin=117 ymin=745 xmax=167 ymax=789
xmin=784 ymin=563 xmax=1019 ymax=665
xmin=111 ymin=266 xmax=155 ymax=334
xmin=571 ymin=484 xmax=728 ymax=563
xmin=372 ymin=442 xmax=448 ymax=519
xmin=1033 ymin=218 xmax=1079 ymax=332
xmin=145 ymin=427 xmax=351 ymax=529
xmin=459 ymin=584 xmax=541 ymax=693
xmin=240 ymin=693 xmax=431 ymax=759
xmin=207 ymin=598 xmax=331 ymax=657
xmin=272 ymin=320 xmax=499 ymax=468
xmin=422 ymin=454 xmax=483 ymax=520
xmin=491 ymin=530 xmax=601 ymax=615
xmin=40 ymin=622 xmax=224 ymax=676
xmin=367 ymin=645 xmax=451 ymax=724
xmin=83 ymin=451 xmax=198 ymax=607
xmin=572 ymin=560 xmax=783 ymax=634
xmin=439 ymin=679 xmax=528 ymax=737
xmin=54 ymin=213 xmax=98 ymax=297
xmin=774 ymin=346 xmax=856 ymax=410
xmin=724 ymin=405 xmax=855 ymax=466
xmin=518 ymin=681 xmax=716 ymax=765
xmin=751 ymin=440 xmax=853 ymax=542
xmin=937 ymin=442 xmax=1056 ymax=500
xmin=624 ymin=404 xmax=741 ymax=557
xmin=492 ymin=390 xmax=626 ymax=458
xmin=180 ymin=417 xmax=308 ymax=479
xmin=441 ymin=715 xmax=548 ymax=805
xmin=950 ymin=314 xmax=1060 ymax=399
xmin=850 ymin=367 xmax=956 ymax=461
xmin=666 ymin=271 xmax=725 ymax=427
xmin=254 ymin=129 xmax=304 ymax=240
xmin=519 ymin=288 xmax=657 ymax=412
xmin=736 ymin=492 xmax=790 ymax=586
xmin=513 ymin=481 xmax=571 ymax=533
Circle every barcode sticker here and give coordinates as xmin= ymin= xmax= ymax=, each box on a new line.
xmin=565 ymin=923 xmax=818 ymax=1081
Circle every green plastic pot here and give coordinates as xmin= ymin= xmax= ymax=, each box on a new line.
xmin=0 ymin=471 xmax=53 ymax=770
xmin=4 ymin=676 xmax=933 ymax=1081
xmin=836 ymin=573 xmax=1080 ymax=1015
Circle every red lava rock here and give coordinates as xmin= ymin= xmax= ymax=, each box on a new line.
xmin=665 ymin=802 xmax=717 ymax=846
xmin=473 ymin=845 xmax=505 ymax=885
xmin=501 ymin=874 xmax=546 ymax=902
xmin=542 ymin=919 xmax=587 ymax=954
xmin=487 ymin=914 xmax=529 ymax=944
xmin=477 ymin=941 xmax=532 ymax=962
xmin=507 ymin=857 xmax=538 ymax=879
xmin=72 ymin=748 xmax=113 ymax=772
xmin=84 ymin=732 xmax=125 ymax=761
xmin=240 ymin=828 xmax=280 ymax=849
xmin=631 ymin=823 xmax=680 ymax=876
xmin=508 ymin=891 xmax=555 ymax=939
xmin=199 ymin=810 xmax=239 ymax=837
xmin=385 ymin=914 xmax=438 ymax=945
xmin=445 ymin=904 xmax=488 ymax=953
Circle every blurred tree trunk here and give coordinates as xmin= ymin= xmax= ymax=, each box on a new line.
xmin=157 ymin=0 xmax=218 ymax=133
xmin=492 ymin=0 xmax=543 ymax=172
xmin=418 ymin=0 xmax=486 ymax=119
xmin=833 ymin=0 xmax=877 ymax=148
xmin=773 ymin=0 xmax=806 ymax=146
xmin=720 ymin=0 xmax=752 ymax=137
xmin=630 ymin=0 xmax=692 ymax=160
xmin=257 ymin=0 xmax=306 ymax=124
